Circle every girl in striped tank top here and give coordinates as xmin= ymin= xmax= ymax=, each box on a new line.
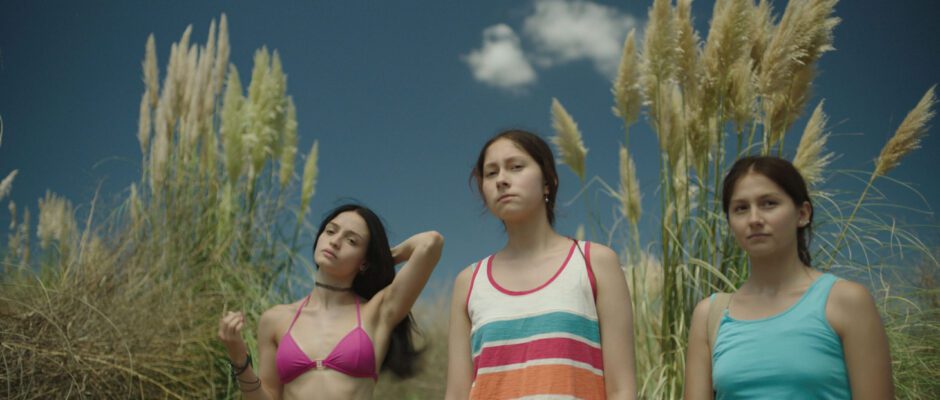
xmin=446 ymin=130 xmax=637 ymax=400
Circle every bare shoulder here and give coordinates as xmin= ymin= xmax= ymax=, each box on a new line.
xmin=259 ymin=303 xmax=298 ymax=332
xmin=692 ymin=296 xmax=712 ymax=320
xmin=829 ymin=279 xmax=876 ymax=312
xmin=453 ymin=263 xmax=477 ymax=293
xmin=586 ymin=242 xmax=621 ymax=276
xmin=827 ymin=278 xmax=879 ymax=335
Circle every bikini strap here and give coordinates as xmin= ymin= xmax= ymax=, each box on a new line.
xmin=287 ymin=295 xmax=311 ymax=332
xmin=355 ymin=297 xmax=362 ymax=326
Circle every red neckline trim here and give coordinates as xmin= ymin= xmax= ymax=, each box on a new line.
xmin=487 ymin=241 xmax=577 ymax=296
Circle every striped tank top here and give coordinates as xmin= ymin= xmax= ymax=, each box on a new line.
xmin=466 ymin=240 xmax=605 ymax=399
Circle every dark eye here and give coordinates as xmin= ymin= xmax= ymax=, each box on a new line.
xmin=347 ymin=238 xmax=358 ymax=245
xmin=511 ymin=164 xmax=523 ymax=170
xmin=484 ymin=170 xmax=497 ymax=178
xmin=733 ymin=205 xmax=747 ymax=213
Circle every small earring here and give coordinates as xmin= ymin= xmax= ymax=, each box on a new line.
xmin=544 ymin=195 xmax=549 ymax=203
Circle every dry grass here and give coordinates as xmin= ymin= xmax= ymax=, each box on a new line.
xmin=1 ymin=14 xmax=313 ymax=399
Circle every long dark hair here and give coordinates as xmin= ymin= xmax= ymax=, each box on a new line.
xmin=312 ymin=204 xmax=422 ymax=378
xmin=470 ymin=129 xmax=560 ymax=225
xmin=721 ymin=156 xmax=814 ymax=266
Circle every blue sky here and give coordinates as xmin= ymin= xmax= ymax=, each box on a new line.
xmin=1 ymin=0 xmax=938 ymax=292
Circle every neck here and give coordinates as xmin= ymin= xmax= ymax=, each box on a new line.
xmin=312 ymin=272 xmax=356 ymax=308
xmin=745 ymin=249 xmax=811 ymax=294
xmin=503 ymin=214 xmax=564 ymax=257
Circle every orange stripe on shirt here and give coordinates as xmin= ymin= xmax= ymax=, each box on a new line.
xmin=470 ymin=364 xmax=606 ymax=399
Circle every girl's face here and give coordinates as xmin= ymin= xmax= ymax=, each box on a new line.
xmin=480 ymin=138 xmax=548 ymax=224
xmin=727 ymin=171 xmax=811 ymax=260
xmin=314 ymin=211 xmax=370 ymax=279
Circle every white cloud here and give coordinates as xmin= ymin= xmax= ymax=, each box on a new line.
xmin=463 ymin=24 xmax=537 ymax=90
xmin=523 ymin=0 xmax=638 ymax=78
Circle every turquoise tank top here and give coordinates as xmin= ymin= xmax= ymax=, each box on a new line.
xmin=712 ymin=273 xmax=851 ymax=399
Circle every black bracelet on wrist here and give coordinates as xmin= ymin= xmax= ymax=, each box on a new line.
xmin=229 ymin=353 xmax=252 ymax=377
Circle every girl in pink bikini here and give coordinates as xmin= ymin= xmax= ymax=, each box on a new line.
xmin=219 ymin=204 xmax=444 ymax=399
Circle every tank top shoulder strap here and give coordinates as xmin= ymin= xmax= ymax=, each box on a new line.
xmin=287 ymin=295 xmax=311 ymax=332
xmin=803 ymin=273 xmax=839 ymax=312
xmin=464 ymin=257 xmax=487 ymax=308
xmin=573 ymin=239 xmax=598 ymax=301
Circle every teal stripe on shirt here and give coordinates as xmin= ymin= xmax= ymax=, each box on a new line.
xmin=471 ymin=311 xmax=599 ymax=355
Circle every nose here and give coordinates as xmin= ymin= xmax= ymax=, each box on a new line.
xmin=495 ymin=170 xmax=510 ymax=189
xmin=328 ymin=235 xmax=341 ymax=249
xmin=747 ymin=208 xmax=764 ymax=226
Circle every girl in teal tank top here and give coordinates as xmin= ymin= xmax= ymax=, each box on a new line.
xmin=684 ymin=156 xmax=894 ymax=400
xmin=711 ymin=274 xmax=849 ymax=399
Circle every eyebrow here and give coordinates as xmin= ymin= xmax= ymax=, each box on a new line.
xmin=326 ymin=223 xmax=365 ymax=240
xmin=730 ymin=193 xmax=783 ymax=203
xmin=483 ymin=156 xmax=525 ymax=168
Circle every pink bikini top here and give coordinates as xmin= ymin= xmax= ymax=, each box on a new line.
xmin=275 ymin=296 xmax=378 ymax=383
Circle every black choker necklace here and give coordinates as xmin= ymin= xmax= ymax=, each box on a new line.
xmin=315 ymin=282 xmax=353 ymax=292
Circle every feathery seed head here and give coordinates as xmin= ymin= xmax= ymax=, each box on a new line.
xmin=640 ymin=0 xmax=678 ymax=120
xmin=37 ymin=191 xmax=77 ymax=251
xmin=727 ymin=58 xmax=757 ymax=132
xmin=702 ymin=0 xmax=753 ymax=93
xmin=612 ymin=29 xmax=642 ymax=124
xmin=212 ymin=14 xmax=230 ymax=97
xmin=279 ymin=97 xmax=298 ymax=188
xmin=875 ymin=86 xmax=937 ymax=176
xmin=220 ymin=65 xmax=245 ymax=185
xmin=550 ymin=98 xmax=588 ymax=181
xmin=676 ymin=0 xmax=702 ymax=97
xmin=793 ymin=100 xmax=833 ymax=187
xmin=619 ymin=146 xmax=642 ymax=225
xmin=301 ymin=141 xmax=319 ymax=215
xmin=144 ymin=34 xmax=160 ymax=108
xmin=137 ymin=91 xmax=152 ymax=157
xmin=0 ymin=170 xmax=17 ymax=202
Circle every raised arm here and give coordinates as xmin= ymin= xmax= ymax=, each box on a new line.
xmin=377 ymin=231 xmax=444 ymax=328
xmin=445 ymin=265 xmax=475 ymax=400
xmin=591 ymin=244 xmax=637 ymax=400
xmin=218 ymin=308 xmax=283 ymax=400
xmin=828 ymin=280 xmax=894 ymax=399
xmin=684 ymin=298 xmax=714 ymax=400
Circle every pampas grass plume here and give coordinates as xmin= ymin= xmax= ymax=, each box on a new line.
xmin=0 ymin=169 xmax=17 ymax=202
xmin=221 ymin=65 xmax=245 ymax=185
xmin=37 ymin=191 xmax=76 ymax=251
xmin=875 ymin=85 xmax=937 ymax=176
xmin=702 ymin=0 xmax=752 ymax=89
xmin=793 ymin=100 xmax=833 ymax=186
xmin=212 ymin=14 xmax=230 ymax=97
xmin=612 ymin=29 xmax=641 ymax=124
xmin=144 ymin=34 xmax=160 ymax=108
xmin=279 ymin=97 xmax=298 ymax=188
xmin=137 ymin=91 xmax=152 ymax=156
xmin=550 ymin=98 xmax=588 ymax=181
xmin=676 ymin=0 xmax=701 ymax=94
xmin=301 ymin=140 xmax=319 ymax=215
xmin=619 ymin=146 xmax=641 ymax=225
xmin=640 ymin=0 xmax=677 ymax=120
